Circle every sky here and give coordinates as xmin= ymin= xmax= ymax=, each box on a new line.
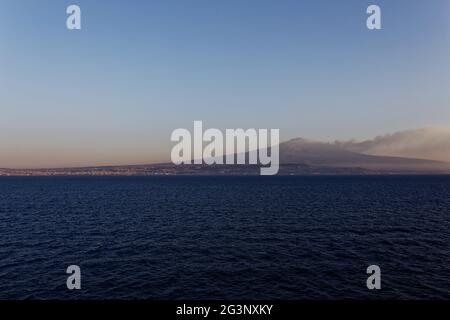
xmin=1 ymin=0 xmax=449 ymax=168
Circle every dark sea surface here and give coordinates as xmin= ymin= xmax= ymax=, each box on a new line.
xmin=0 ymin=176 xmax=449 ymax=300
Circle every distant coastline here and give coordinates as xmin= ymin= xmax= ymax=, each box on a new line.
xmin=2 ymin=163 xmax=450 ymax=177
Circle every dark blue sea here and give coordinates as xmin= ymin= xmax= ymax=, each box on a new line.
xmin=0 ymin=176 xmax=449 ymax=300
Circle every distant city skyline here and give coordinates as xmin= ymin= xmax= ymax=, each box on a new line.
xmin=1 ymin=0 xmax=450 ymax=168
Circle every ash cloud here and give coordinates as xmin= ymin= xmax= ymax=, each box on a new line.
xmin=335 ymin=125 xmax=450 ymax=163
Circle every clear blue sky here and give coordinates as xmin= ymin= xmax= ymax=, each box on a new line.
xmin=1 ymin=0 xmax=449 ymax=167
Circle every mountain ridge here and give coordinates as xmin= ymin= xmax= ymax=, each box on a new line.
xmin=278 ymin=138 xmax=450 ymax=172
xmin=2 ymin=135 xmax=450 ymax=175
